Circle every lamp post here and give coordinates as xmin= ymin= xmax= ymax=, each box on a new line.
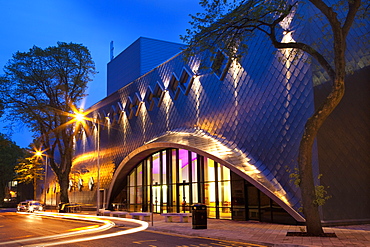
xmin=74 ymin=110 xmax=101 ymax=215
xmin=95 ymin=120 xmax=101 ymax=215
xmin=35 ymin=150 xmax=48 ymax=206
xmin=44 ymin=156 xmax=48 ymax=206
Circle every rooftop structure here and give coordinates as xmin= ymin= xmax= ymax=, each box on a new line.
xmin=107 ymin=37 xmax=183 ymax=96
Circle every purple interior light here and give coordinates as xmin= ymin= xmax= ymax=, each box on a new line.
xmin=151 ymin=150 xmax=198 ymax=172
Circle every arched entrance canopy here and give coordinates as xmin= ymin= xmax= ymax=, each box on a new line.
xmin=107 ymin=131 xmax=305 ymax=222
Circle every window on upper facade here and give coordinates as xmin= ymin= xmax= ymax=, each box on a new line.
xmin=145 ymin=82 xmax=165 ymax=111
xmin=168 ymin=73 xmax=180 ymax=100
xmin=125 ymin=93 xmax=143 ymax=119
xmin=109 ymin=105 xmax=119 ymax=125
xmin=211 ymin=50 xmax=229 ymax=80
xmin=178 ymin=68 xmax=194 ymax=96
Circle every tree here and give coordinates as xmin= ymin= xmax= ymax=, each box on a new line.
xmin=14 ymin=156 xmax=44 ymax=200
xmin=181 ymin=0 xmax=366 ymax=235
xmin=0 ymin=42 xmax=96 ymax=204
xmin=0 ymin=133 xmax=23 ymax=204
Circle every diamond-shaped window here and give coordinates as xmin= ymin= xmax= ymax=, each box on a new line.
xmin=125 ymin=93 xmax=143 ymax=119
xmin=145 ymin=82 xmax=165 ymax=111
xmin=109 ymin=105 xmax=119 ymax=126
xmin=178 ymin=68 xmax=194 ymax=95
xmin=168 ymin=73 xmax=180 ymax=100
xmin=211 ymin=50 xmax=230 ymax=80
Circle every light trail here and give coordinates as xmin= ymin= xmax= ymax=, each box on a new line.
xmin=0 ymin=212 xmax=114 ymax=246
xmin=1 ymin=212 xmax=148 ymax=246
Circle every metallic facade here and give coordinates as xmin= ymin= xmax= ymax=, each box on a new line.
xmin=60 ymin=1 xmax=370 ymax=224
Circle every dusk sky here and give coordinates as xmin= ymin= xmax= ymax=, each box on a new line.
xmin=0 ymin=0 xmax=203 ymax=148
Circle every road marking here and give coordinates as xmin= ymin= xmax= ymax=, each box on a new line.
xmin=133 ymin=239 xmax=157 ymax=244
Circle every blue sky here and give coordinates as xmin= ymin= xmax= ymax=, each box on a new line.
xmin=0 ymin=0 xmax=203 ymax=148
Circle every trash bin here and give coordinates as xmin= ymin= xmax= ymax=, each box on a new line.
xmin=192 ymin=204 xmax=207 ymax=229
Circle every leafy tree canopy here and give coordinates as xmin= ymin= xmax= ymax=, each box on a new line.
xmin=14 ymin=156 xmax=44 ymax=185
xmin=0 ymin=42 xmax=96 ymax=203
xmin=182 ymin=0 xmax=368 ymax=75
xmin=0 ymin=42 xmax=95 ymax=133
xmin=0 ymin=133 xmax=23 ymax=203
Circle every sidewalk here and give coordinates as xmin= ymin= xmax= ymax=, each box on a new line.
xmin=144 ymin=214 xmax=370 ymax=247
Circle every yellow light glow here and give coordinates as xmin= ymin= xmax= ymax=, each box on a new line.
xmin=274 ymin=192 xmax=290 ymax=206
xmin=67 ymin=225 xmax=100 ymax=232
xmin=75 ymin=112 xmax=85 ymax=122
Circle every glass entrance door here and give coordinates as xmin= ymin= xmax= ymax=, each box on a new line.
xmin=178 ymin=180 xmax=190 ymax=213
xmin=152 ymin=182 xmax=160 ymax=213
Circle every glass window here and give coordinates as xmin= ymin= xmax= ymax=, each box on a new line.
xmin=129 ymin=187 xmax=135 ymax=205
xmin=137 ymin=164 xmax=142 ymax=186
xmin=136 ymin=186 xmax=142 ymax=204
xmin=172 ymin=182 xmax=178 ymax=211
xmin=178 ymin=68 xmax=194 ymax=95
xmin=204 ymin=158 xmax=216 ymax=182
xmin=179 ymin=149 xmax=189 ymax=182
xmin=162 ymin=185 xmax=168 ymax=206
xmin=211 ymin=50 xmax=229 ymax=79
xmin=152 ymin=153 xmax=160 ymax=184
xmin=192 ymin=183 xmax=198 ymax=204
xmin=129 ymin=170 xmax=136 ymax=186
xmin=260 ymin=193 xmax=272 ymax=222
xmin=205 ymin=181 xmax=217 ymax=218
xmin=152 ymin=182 xmax=160 ymax=213
xmin=171 ymin=149 xmax=177 ymax=184
xmin=205 ymin=182 xmax=216 ymax=205
xmin=179 ymin=183 xmax=190 ymax=213
xmin=162 ymin=151 xmax=167 ymax=184
xmin=219 ymin=181 xmax=232 ymax=219
xmin=218 ymin=164 xmax=230 ymax=181
xmin=121 ymin=148 xmax=294 ymax=224
xmin=247 ymin=186 xmax=259 ymax=220
xmin=146 ymin=158 xmax=151 ymax=186
xmin=191 ymin=152 xmax=198 ymax=182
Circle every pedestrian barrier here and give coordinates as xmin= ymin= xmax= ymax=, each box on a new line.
xmin=98 ymin=209 xmax=111 ymax=216
xmin=130 ymin=212 xmax=151 ymax=221
xmin=161 ymin=213 xmax=190 ymax=223
xmin=110 ymin=211 xmax=129 ymax=218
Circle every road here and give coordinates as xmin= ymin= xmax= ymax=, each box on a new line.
xmin=0 ymin=209 xmax=266 ymax=247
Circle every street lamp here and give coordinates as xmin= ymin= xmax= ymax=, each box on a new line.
xmin=35 ymin=150 xmax=48 ymax=206
xmin=73 ymin=110 xmax=101 ymax=215
xmin=74 ymin=112 xmax=85 ymax=122
xmin=94 ymin=119 xmax=101 ymax=215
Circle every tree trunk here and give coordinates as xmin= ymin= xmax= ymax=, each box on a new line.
xmin=59 ymin=173 xmax=70 ymax=204
xmin=298 ymin=129 xmax=324 ymax=235
xmin=298 ymin=77 xmax=345 ymax=235
xmin=297 ymin=0 xmax=353 ymax=234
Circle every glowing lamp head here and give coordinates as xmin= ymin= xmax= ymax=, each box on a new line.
xmin=75 ymin=112 xmax=85 ymax=122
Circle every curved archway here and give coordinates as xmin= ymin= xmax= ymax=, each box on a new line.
xmin=107 ymin=132 xmax=304 ymax=222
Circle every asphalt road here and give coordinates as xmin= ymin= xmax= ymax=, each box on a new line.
xmin=0 ymin=209 xmax=265 ymax=247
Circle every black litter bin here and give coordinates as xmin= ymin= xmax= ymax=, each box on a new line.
xmin=192 ymin=204 xmax=207 ymax=229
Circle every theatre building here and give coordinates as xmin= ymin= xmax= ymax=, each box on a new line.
xmin=43 ymin=5 xmax=369 ymax=226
